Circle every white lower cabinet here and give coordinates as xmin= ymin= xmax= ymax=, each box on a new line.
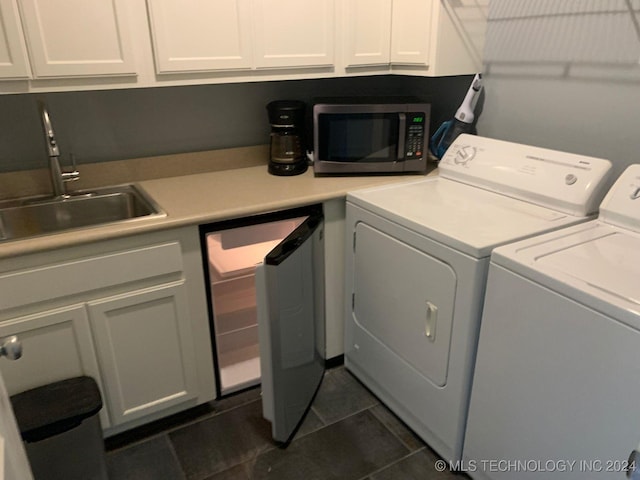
xmin=0 ymin=304 xmax=110 ymax=428
xmin=88 ymin=282 xmax=198 ymax=425
xmin=0 ymin=226 xmax=215 ymax=436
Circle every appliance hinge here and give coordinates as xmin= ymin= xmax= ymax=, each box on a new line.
xmin=352 ymin=292 xmax=355 ymax=309
xmin=353 ymin=232 xmax=357 ymax=251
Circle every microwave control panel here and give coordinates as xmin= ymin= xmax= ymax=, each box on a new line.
xmin=404 ymin=113 xmax=426 ymax=159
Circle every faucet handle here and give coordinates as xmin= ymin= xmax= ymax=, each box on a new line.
xmin=39 ymin=102 xmax=60 ymax=157
xmin=62 ymin=153 xmax=80 ymax=183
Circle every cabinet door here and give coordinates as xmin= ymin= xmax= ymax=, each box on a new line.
xmin=390 ymin=0 xmax=432 ymax=66
xmin=17 ymin=0 xmax=136 ymax=78
xmin=344 ymin=0 xmax=391 ymax=67
xmin=0 ymin=305 xmax=109 ymax=427
xmin=251 ymin=0 xmax=334 ymax=69
xmin=88 ymin=282 xmax=198 ymax=426
xmin=146 ymin=0 xmax=252 ymax=74
xmin=0 ymin=0 xmax=30 ymax=78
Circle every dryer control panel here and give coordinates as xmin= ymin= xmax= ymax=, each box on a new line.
xmin=599 ymin=164 xmax=640 ymax=233
xmin=439 ymin=134 xmax=613 ymax=217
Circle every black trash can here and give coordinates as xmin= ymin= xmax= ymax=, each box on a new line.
xmin=10 ymin=376 xmax=108 ymax=480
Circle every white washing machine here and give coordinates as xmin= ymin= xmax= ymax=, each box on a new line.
xmin=344 ymin=134 xmax=612 ymax=464
xmin=463 ymin=165 xmax=640 ymax=480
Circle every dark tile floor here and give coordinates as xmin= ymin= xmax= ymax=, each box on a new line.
xmin=105 ymin=366 xmax=466 ymax=480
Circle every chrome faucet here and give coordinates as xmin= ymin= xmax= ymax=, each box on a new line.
xmin=38 ymin=101 xmax=79 ymax=197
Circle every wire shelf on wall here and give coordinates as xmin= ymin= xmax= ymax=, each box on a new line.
xmin=479 ymin=0 xmax=640 ymax=80
xmin=443 ymin=0 xmax=491 ymax=70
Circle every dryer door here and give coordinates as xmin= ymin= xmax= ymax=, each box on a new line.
xmin=255 ymin=210 xmax=325 ymax=444
xmin=352 ymin=222 xmax=456 ymax=386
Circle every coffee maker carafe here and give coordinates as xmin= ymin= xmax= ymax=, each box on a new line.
xmin=266 ymin=100 xmax=307 ymax=176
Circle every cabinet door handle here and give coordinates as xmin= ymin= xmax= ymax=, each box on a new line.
xmin=0 ymin=336 xmax=22 ymax=360
xmin=425 ymin=302 xmax=437 ymax=342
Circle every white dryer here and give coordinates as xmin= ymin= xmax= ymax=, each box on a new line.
xmin=344 ymin=134 xmax=612 ymax=463
xmin=463 ymin=165 xmax=640 ymax=480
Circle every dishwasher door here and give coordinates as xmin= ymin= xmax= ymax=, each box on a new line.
xmin=256 ymin=208 xmax=325 ymax=444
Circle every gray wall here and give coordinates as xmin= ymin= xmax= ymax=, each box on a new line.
xmin=5 ymin=2 xmax=640 ymax=180
xmin=477 ymin=0 xmax=640 ymax=180
xmin=0 ymin=75 xmax=473 ymax=173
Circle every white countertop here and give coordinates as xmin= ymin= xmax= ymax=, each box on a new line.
xmin=0 ymin=162 xmax=435 ymax=259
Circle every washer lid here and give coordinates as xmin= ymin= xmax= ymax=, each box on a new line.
xmin=439 ymin=134 xmax=612 ymax=216
xmin=491 ymin=222 xmax=640 ymax=328
xmin=347 ymin=177 xmax=589 ymax=258
xmin=536 ymin=231 xmax=639 ymax=305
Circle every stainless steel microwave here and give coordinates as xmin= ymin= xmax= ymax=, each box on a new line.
xmin=312 ymin=101 xmax=430 ymax=175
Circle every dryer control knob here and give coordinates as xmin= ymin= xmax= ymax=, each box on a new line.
xmin=565 ymin=174 xmax=578 ymax=185
xmin=454 ymin=145 xmax=477 ymax=165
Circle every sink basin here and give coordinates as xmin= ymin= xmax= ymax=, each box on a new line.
xmin=0 ymin=184 xmax=165 ymax=242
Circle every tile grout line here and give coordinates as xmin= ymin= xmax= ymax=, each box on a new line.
xmin=204 ymin=449 xmax=273 ymax=480
xmin=174 ymin=397 xmax=279 ymax=480
xmin=309 ymin=405 xmax=328 ymax=426
xmin=366 ymin=403 xmax=423 ymax=453
xmin=163 ymin=432 xmax=189 ymax=480
xmin=355 ymin=446 xmax=429 ymax=480
xmin=108 ymin=364 xmax=449 ymax=480
xmin=106 ymin=395 xmax=265 ymax=453
xmin=216 ymin=401 xmax=396 ymax=480
xmin=312 ymin=401 xmax=380 ymax=429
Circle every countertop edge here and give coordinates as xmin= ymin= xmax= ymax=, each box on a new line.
xmin=0 ymin=164 xmax=437 ymax=259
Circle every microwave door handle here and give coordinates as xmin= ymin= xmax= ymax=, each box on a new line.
xmin=397 ymin=113 xmax=406 ymax=161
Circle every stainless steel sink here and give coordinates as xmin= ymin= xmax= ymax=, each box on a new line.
xmin=0 ymin=184 xmax=165 ymax=242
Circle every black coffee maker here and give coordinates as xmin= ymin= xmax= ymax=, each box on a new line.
xmin=266 ymin=100 xmax=307 ymax=176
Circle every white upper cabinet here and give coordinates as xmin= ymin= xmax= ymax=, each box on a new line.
xmin=343 ymin=0 xmax=392 ymax=67
xmin=146 ymin=0 xmax=334 ymax=73
xmin=343 ymin=0 xmax=487 ymax=76
xmin=146 ymin=0 xmax=252 ymax=74
xmin=0 ymin=0 xmax=485 ymax=90
xmin=0 ymin=0 xmax=30 ymax=78
xmin=251 ymin=0 xmax=334 ymax=69
xmin=17 ymin=0 xmax=136 ymax=78
xmin=390 ymin=0 xmax=433 ymax=66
